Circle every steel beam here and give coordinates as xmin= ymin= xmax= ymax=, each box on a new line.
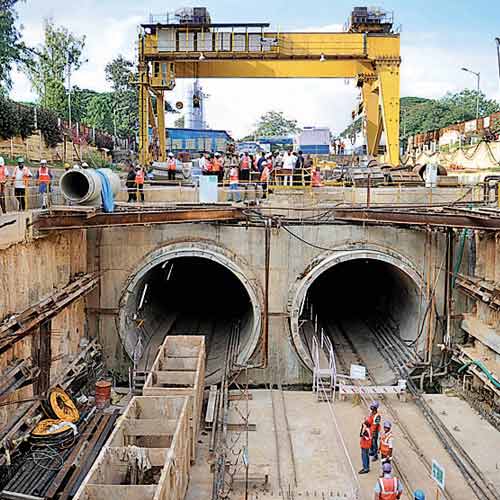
xmin=34 ymin=207 xmax=244 ymax=230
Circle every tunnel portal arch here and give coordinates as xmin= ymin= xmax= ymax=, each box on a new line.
xmin=289 ymin=247 xmax=427 ymax=371
xmin=119 ymin=241 xmax=263 ymax=368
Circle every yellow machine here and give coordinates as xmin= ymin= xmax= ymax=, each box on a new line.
xmin=138 ymin=7 xmax=400 ymax=165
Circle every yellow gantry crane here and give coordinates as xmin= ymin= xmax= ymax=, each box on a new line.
xmin=138 ymin=7 xmax=401 ymax=165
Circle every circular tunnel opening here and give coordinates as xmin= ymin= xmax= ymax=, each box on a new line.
xmin=121 ymin=255 xmax=261 ymax=383
xmin=294 ymin=255 xmax=425 ymax=376
xmin=60 ymin=170 xmax=90 ymax=201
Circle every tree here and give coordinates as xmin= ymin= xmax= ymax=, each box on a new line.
xmin=24 ymin=19 xmax=86 ymax=116
xmin=252 ymin=111 xmax=301 ymax=137
xmin=174 ymin=115 xmax=185 ymax=128
xmin=84 ymin=93 xmax=114 ymax=133
xmin=105 ymin=55 xmax=137 ymax=139
xmin=0 ymin=0 xmax=28 ymax=91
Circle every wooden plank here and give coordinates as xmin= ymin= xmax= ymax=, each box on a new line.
xmin=153 ymin=370 xmax=196 ymax=386
xmin=84 ymin=485 xmax=156 ymax=500
xmin=227 ymin=423 xmax=257 ymax=432
xmin=229 ymin=393 xmax=253 ymax=401
xmin=205 ymin=385 xmax=218 ymax=424
xmin=121 ymin=418 xmax=178 ymax=436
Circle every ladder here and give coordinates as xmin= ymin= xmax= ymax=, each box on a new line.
xmin=312 ymin=329 xmax=337 ymax=402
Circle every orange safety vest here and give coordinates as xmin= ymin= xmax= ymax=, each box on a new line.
xmin=240 ymin=157 xmax=249 ymax=170
xmin=38 ymin=166 xmax=50 ymax=184
xmin=260 ymin=167 xmax=269 ymax=182
xmin=167 ymin=158 xmax=177 ymax=171
xmin=378 ymin=477 xmax=399 ymax=500
xmin=135 ymin=169 xmax=145 ymax=185
xmin=229 ymin=167 xmax=239 ymax=184
xmin=312 ymin=169 xmax=322 ymax=187
xmin=360 ymin=426 xmax=372 ymax=449
xmin=212 ymin=159 xmax=221 ymax=172
xmin=379 ymin=431 xmax=393 ymax=456
xmin=0 ymin=166 xmax=7 ymax=183
xmin=368 ymin=412 xmax=381 ymax=433
xmin=20 ymin=166 xmax=30 ymax=186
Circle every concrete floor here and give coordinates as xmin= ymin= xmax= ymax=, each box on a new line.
xmin=185 ymin=388 xmax=496 ymax=500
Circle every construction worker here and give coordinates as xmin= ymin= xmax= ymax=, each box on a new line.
xmin=64 ymin=162 xmax=71 ymax=171
xmin=359 ymin=418 xmax=372 ymax=474
xmin=260 ymin=160 xmax=270 ymax=200
xmin=239 ymin=152 xmax=250 ymax=183
xmin=373 ymin=462 xmax=403 ymax=500
xmin=134 ymin=165 xmax=145 ymax=203
xmin=0 ymin=156 xmax=10 ymax=214
xmin=36 ymin=159 xmax=52 ymax=209
xmin=81 ymin=161 xmax=89 ymax=168
xmin=312 ymin=165 xmax=322 ymax=187
xmin=413 ymin=491 xmax=425 ymax=500
xmin=228 ymin=164 xmax=240 ymax=203
xmin=379 ymin=421 xmax=393 ymax=464
xmin=214 ymin=152 xmax=224 ymax=184
xmin=126 ymin=163 xmax=137 ymax=203
xmin=167 ymin=152 xmax=177 ymax=181
xmin=368 ymin=400 xmax=382 ymax=461
xmin=13 ymin=158 xmax=32 ymax=211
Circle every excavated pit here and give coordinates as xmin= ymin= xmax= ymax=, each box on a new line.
xmin=298 ymin=258 xmax=425 ymax=368
xmin=121 ymin=256 xmax=260 ymax=383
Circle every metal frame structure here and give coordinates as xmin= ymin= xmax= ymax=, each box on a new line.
xmin=137 ymin=12 xmax=401 ymax=165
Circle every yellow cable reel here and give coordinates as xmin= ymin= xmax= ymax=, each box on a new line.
xmin=48 ymin=387 xmax=80 ymax=423
xmin=32 ymin=419 xmax=72 ymax=436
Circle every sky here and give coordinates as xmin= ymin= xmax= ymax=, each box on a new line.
xmin=9 ymin=0 xmax=500 ymax=138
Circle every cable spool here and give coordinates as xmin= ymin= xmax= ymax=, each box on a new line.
xmin=43 ymin=387 xmax=80 ymax=423
xmin=31 ymin=419 xmax=73 ymax=437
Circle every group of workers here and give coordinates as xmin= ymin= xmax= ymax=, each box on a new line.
xmin=360 ymin=401 xmax=426 ymax=500
xmin=0 ymin=156 xmax=53 ymax=213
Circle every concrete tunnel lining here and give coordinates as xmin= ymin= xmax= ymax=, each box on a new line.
xmin=119 ymin=244 xmax=263 ymax=370
xmin=289 ymin=248 xmax=427 ymax=371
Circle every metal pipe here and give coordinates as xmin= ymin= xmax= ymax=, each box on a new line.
xmin=59 ymin=168 xmax=120 ymax=206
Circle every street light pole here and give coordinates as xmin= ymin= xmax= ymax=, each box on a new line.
xmin=496 ymin=38 xmax=500 ymax=86
xmin=461 ymin=67 xmax=481 ymax=120
xmin=67 ymin=52 xmax=73 ymax=130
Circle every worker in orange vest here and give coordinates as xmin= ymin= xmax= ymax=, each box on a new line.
xmin=312 ymin=166 xmax=322 ymax=187
xmin=36 ymin=159 xmax=52 ymax=209
xmin=0 ymin=156 xmax=10 ymax=214
xmin=214 ymin=152 xmax=224 ymax=184
xmin=359 ymin=418 xmax=372 ymax=474
xmin=135 ymin=165 xmax=145 ymax=203
xmin=228 ymin=165 xmax=240 ymax=203
xmin=379 ymin=421 xmax=393 ymax=464
xmin=260 ymin=160 xmax=270 ymax=200
xmin=167 ymin=152 xmax=177 ymax=181
xmin=13 ymin=157 xmax=32 ymax=211
xmin=373 ymin=462 xmax=403 ymax=500
xmin=368 ymin=400 xmax=382 ymax=461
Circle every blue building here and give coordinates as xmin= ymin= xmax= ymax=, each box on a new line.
xmin=166 ymin=128 xmax=233 ymax=154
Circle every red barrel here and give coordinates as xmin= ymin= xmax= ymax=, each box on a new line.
xmin=95 ymin=380 xmax=112 ymax=409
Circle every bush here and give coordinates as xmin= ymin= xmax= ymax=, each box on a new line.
xmin=0 ymin=95 xmax=19 ymax=139
xmin=83 ymin=150 xmax=112 ymax=168
xmin=17 ymin=104 xmax=36 ymax=139
xmin=37 ymin=108 xmax=63 ymax=147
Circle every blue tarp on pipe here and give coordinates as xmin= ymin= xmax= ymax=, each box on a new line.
xmin=95 ymin=169 xmax=115 ymax=213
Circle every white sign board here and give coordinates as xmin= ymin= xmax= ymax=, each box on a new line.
xmin=350 ymin=364 xmax=366 ymax=380
xmin=199 ymin=175 xmax=218 ymax=203
xmin=431 ymin=459 xmax=445 ymax=490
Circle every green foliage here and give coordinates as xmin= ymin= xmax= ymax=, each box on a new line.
xmin=24 ymin=19 xmax=86 ymax=116
xmin=17 ymin=102 xmax=35 ymax=138
xmin=340 ymin=116 xmax=362 ymax=139
xmin=83 ymin=150 xmax=111 ymax=168
xmin=0 ymin=94 xmax=18 ymax=138
xmin=104 ymin=55 xmax=137 ymax=139
xmin=0 ymin=0 xmax=28 ymax=90
xmin=84 ymin=93 xmax=114 ymax=133
xmin=37 ymin=107 xmax=62 ymax=147
xmin=252 ymin=111 xmax=301 ymax=137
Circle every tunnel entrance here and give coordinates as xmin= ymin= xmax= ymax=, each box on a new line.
xmin=120 ymin=249 xmax=262 ymax=383
xmin=290 ymin=251 xmax=426 ymax=372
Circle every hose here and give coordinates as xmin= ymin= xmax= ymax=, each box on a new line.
xmin=458 ymin=359 xmax=500 ymax=389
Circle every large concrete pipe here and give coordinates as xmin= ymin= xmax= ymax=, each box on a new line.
xmin=59 ymin=168 xmax=121 ymax=205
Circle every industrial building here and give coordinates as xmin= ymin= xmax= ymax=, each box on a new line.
xmin=0 ymin=5 xmax=499 ymax=500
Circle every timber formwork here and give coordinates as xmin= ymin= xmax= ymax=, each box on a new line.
xmin=143 ymin=335 xmax=206 ymax=462
xmin=74 ymin=396 xmax=191 ymax=500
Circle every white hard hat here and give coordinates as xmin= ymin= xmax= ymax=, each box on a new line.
xmin=215 ymin=152 xmax=221 ymax=157
xmin=40 ymin=159 xmax=47 ymax=164
xmin=0 ymin=157 xmax=4 ymax=166
xmin=168 ymin=152 xmax=174 ymax=157
xmin=81 ymin=162 xmax=89 ymax=167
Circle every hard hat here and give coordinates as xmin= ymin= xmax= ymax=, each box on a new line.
xmin=383 ymin=420 xmax=392 ymax=430
xmin=17 ymin=157 xmax=24 ymax=163
xmin=0 ymin=156 xmax=4 ymax=166
xmin=40 ymin=159 xmax=47 ymax=164
xmin=370 ymin=401 xmax=380 ymax=410
xmin=81 ymin=162 xmax=89 ymax=168
xmin=168 ymin=152 xmax=174 ymax=157
xmin=64 ymin=162 xmax=70 ymax=169
xmin=382 ymin=462 xmax=392 ymax=474
xmin=414 ymin=490 xmax=425 ymax=500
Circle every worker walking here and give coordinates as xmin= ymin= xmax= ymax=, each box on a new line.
xmin=359 ymin=418 xmax=372 ymax=474
xmin=260 ymin=160 xmax=270 ymax=200
xmin=379 ymin=421 xmax=393 ymax=464
xmin=167 ymin=152 xmax=177 ymax=181
xmin=13 ymin=158 xmax=32 ymax=211
xmin=126 ymin=163 xmax=137 ymax=202
xmin=0 ymin=157 xmax=10 ymax=214
xmin=135 ymin=165 xmax=145 ymax=203
xmin=36 ymin=159 xmax=52 ymax=209
xmin=228 ymin=165 xmax=240 ymax=203
xmin=373 ymin=462 xmax=403 ymax=500
xmin=368 ymin=400 xmax=382 ymax=461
